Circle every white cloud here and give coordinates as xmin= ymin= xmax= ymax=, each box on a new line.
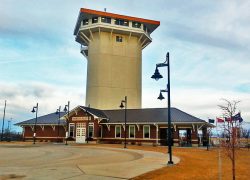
xmin=143 ymin=87 xmax=250 ymax=122
xmin=0 ymin=81 xmax=85 ymax=130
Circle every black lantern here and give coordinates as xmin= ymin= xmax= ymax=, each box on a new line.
xmin=151 ymin=67 xmax=163 ymax=81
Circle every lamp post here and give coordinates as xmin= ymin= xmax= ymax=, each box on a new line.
xmin=119 ymin=96 xmax=127 ymax=148
xmin=86 ymin=104 xmax=90 ymax=144
xmin=56 ymin=106 xmax=61 ymax=143
xmin=64 ymin=101 xmax=70 ymax=145
xmin=7 ymin=118 xmax=11 ymax=142
xmin=31 ymin=103 xmax=38 ymax=144
xmin=1 ymin=100 xmax=7 ymax=141
xmin=151 ymin=52 xmax=173 ymax=165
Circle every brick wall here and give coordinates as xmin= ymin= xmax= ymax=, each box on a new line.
xmin=23 ymin=125 xmax=65 ymax=141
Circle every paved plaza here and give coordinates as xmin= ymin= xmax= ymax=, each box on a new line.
xmin=0 ymin=143 xmax=179 ymax=179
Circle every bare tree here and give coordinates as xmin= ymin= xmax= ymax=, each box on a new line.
xmin=218 ymin=99 xmax=242 ymax=180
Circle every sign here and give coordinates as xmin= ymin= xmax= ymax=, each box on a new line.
xmin=72 ymin=117 xmax=89 ymax=121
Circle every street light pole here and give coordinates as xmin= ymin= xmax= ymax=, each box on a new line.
xmin=86 ymin=104 xmax=90 ymax=144
xmin=31 ymin=103 xmax=38 ymax=144
xmin=151 ymin=52 xmax=173 ymax=165
xmin=119 ymin=96 xmax=127 ymax=148
xmin=56 ymin=106 xmax=61 ymax=143
xmin=1 ymin=100 xmax=7 ymax=141
xmin=7 ymin=118 xmax=11 ymax=142
xmin=64 ymin=101 xmax=70 ymax=145
xmin=166 ymin=53 xmax=173 ymax=165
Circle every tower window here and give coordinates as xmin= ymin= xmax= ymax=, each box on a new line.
xmin=143 ymin=25 xmax=150 ymax=33
xmin=101 ymin=17 xmax=111 ymax=24
xmin=116 ymin=36 xmax=123 ymax=42
xmin=82 ymin=19 xmax=89 ymax=26
xmin=92 ymin=17 xmax=98 ymax=24
xmin=132 ymin=21 xmax=141 ymax=29
xmin=114 ymin=19 xmax=129 ymax=26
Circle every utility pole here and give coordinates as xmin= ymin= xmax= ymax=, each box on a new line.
xmin=1 ymin=100 xmax=7 ymax=141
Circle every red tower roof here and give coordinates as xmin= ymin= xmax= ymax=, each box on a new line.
xmin=81 ymin=8 xmax=160 ymax=25
xmin=74 ymin=8 xmax=160 ymax=35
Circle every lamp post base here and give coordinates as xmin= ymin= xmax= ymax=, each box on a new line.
xmin=33 ymin=136 xmax=36 ymax=145
xmin=167 ymin=160 xmax=174 ymax=165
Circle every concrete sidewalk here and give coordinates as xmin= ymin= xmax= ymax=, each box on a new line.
xmin=78 ymin=147 xmax=180 ymax=179
xmin=0 ymin=144 xmax=179 ymax=179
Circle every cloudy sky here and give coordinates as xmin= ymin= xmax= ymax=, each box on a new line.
xmin=0 ymin=0 xmax=250 ymax=131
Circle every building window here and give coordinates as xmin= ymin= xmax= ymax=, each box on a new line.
xmin=116 ymin=36 xmax=123 ymax=42
xmin=143 ymin=125 xmax=150 ymax=139
xmin=88 ymin=123 xmax=94 ymax=138
xmin=99 ymin=126 xmax=103 ymax=138
xmin=69 ymin=123 xmax=75 ymax=137
xmin=132 ymin=21 xmax=141 ymax=29
xmin=82 ymin=19 xmax=89 ymax=25
xmin=114 ymin=19 xmax=129 ymax=26
xmin=115 ymin=125 xmax=121 ymax=138
xmin=92 ymin=17 xmax=98 ymax=24
xmin=143 ymin=25 xmax=151 ymax=34
xmin=101 ymin=16 xmax=111 ymax=24
xmin=129 ymin=125 xmax=135 ymax=138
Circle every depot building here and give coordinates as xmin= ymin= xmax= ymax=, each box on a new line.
xmin=16 ymin=106 xmax=211 ymax=147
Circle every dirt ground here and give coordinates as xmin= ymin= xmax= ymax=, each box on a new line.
xmin=93 ymin=144 xmax=250 ymax=180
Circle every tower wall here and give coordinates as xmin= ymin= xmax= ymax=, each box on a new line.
xmin=74 ymin=8 xmax=160 ymax=110
xmin=86 ymin=32 xmax=142 ymax=109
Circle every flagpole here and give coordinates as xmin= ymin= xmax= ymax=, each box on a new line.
xmin=218 ymin=143 xmax=222 ymax=180
xmin=216 ymin=116 xmax=222 ymax=180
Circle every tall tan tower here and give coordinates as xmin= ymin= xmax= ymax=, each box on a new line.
xmin=74 ymin=8 xmax=160 ymax=109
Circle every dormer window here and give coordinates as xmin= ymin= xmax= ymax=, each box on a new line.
xmin=101 ymin=17 xmax=111 ymax=24
xmin=132 ymin=21 xmax=141 ymax=29
xmin=92 ymin=17 xmax=98 ymax=24
xmin=114 ymin=19 xmax=129 ymax=27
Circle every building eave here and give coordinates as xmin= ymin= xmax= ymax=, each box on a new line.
xmin=100 ymin=122 xmax=207 ymax=125
xmin=80 ymin=8 xmax=160 ymax=26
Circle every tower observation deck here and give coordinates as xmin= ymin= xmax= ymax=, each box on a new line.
xmin=74 ymin=8 xmax=160 ymax=110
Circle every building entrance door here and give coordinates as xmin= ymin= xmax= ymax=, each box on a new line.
xmin=76 ymin=123 xmax=86 ymax=143
xmin=160 ymin=128 xmax=167 ymax=145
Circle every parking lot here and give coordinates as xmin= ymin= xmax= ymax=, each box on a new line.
xmin=0 ymin=143 xmax=178 ymax=179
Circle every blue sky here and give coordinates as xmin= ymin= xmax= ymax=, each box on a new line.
xmin=1 ymin=0 xmax=250 ymax=132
